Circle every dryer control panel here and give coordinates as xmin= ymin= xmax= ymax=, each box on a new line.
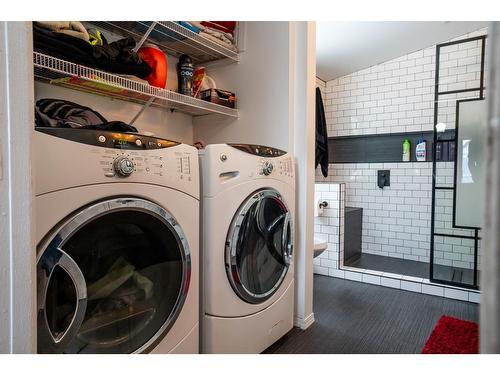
xmin=256 ymin=157 xmax=294 ymax=178
xmin=200 ymin=144 xmax=295 ymax=198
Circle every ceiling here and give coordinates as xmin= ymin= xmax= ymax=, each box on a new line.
xmin=316 ymin=21 xmax=488 ymax=82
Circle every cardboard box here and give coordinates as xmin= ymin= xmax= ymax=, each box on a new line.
xmin=200 ymin=88 xmax=236 ymax=108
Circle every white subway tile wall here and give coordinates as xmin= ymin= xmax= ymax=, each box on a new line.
xmin=313 ymin=183 xmax=343 ymax=276
xmin=322 ymin=29 xmax=487 ymax=137
xmin=316 ymin=28 xmax=486 ymax=270
xmin=321 ymin=162 xmax=433 ymax=263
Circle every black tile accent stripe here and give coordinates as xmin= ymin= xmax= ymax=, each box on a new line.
xmin=327 ymin=130 xmax=455 ymax=164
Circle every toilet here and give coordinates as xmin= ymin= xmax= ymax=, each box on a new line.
xmin=313 ymin=237 xmax=328 ymax=258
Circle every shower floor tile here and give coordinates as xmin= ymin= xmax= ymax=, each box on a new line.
xmin=345 ymin=253 xmax=428 ymax=278
xmin=345 ymin=253 xmax=476 ymax=285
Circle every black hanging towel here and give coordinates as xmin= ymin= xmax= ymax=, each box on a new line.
xmin=315 ymin=87 xmax=329 ymax=177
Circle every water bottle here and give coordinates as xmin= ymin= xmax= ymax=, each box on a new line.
xmin=177 ymin=54 xmax=194 ymax=96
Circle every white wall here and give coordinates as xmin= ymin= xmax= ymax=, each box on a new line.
xmin=290 ymin=21 xmax=316 ymax=330
xmin=193 ymin=22 xmax=292 ymax=152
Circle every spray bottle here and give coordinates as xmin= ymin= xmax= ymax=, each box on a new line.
xmin=416 ymin=137 xmax=426 ymax=162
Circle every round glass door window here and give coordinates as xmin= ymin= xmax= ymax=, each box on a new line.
xmin=37 ymin=198 xmax=190 ymax=354
xmin=226 ymin=189 xmax=293 ymax=304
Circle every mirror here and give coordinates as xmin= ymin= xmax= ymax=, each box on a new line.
xmin=454 ymin=99 xmax=487 ymax=228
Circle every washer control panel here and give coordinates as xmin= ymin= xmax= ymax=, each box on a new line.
xmin=34 ymin=129 xmax=200 ymax=197
xmin=99 ymin=150 xmax=161 ymax=178
xmin=95 ymin=147 xmax=196 ymax=182
xmin=262 ymin=161 xmax=274 ymax=176
xmin=113 ymin=156 xmax=135 ymax=177
xmin=277 ymin=157 xmax=294 ymax=178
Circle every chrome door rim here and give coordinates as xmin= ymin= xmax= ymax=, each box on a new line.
xmin=225 ymin=189 xmax=294 ymax=304
xmin=37 ymin=197 xmax=191 ymax=354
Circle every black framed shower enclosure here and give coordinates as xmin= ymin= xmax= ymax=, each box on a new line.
xmin=430 ymin=34 xmax=487 ymax=290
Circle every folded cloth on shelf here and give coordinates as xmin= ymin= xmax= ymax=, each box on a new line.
xmin=202 ymin=26 xmax=234 ymax=44
xmin=200 ymin=21 xmax=236 ymax=36
xmin=35 ymin=98 xmax=138 ymax=133
xmin=35 ymin=21 xmax=89 ymax=41
xmin=199 ymin=31 xmax=238 ymax=52
xmin=190 ymin=21 xmax=234 ymax=42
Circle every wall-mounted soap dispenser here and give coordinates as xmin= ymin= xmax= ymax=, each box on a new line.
xmin=377 ymin=170 xmax=390 ymax=189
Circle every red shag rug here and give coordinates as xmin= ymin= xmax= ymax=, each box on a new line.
xmin=422 ymin=315 xmax=479 ymax=354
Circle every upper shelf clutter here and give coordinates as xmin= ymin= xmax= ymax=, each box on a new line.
xmin=33 ymin=52 xmax=239 ymax=118
xmin=85 ymin=21 xmax=240 ymax=64
xmin=33 ymin=21 xmax=239 ymax=118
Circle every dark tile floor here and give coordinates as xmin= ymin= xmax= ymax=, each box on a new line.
xmin=345 ymin=253 xmax=476 ymax=285
xmin=264 ymin=275 xmax=479 ymax=354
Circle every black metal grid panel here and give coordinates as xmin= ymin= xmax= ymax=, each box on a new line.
xmin=429 ymin=34 xmax=487 ymax=290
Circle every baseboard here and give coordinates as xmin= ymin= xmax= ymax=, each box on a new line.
xmin=294 ymin=313 xmax=315 ymax=330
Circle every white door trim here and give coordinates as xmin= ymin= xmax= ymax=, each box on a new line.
xmin=0 ymin=21 xmax=36 ymax=353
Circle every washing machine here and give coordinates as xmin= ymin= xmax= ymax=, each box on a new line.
xmin=199 ymin=143 xmax=295 ymax=353
xmin=33 ymin=127 xmax=199 ymax=354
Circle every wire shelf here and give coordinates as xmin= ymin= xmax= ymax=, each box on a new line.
xmin=33 ymin=52 xmax=239 ymax=118
xmin=86 ymin=21 xmax=239 ymax=64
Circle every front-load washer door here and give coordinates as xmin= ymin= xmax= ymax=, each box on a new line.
xmin=37 ymin=198 xmax=191 ymax=354
xmin=226 ymin=189 xmax=293 ymax=304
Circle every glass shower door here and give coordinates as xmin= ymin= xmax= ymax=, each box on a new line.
xmin=430 ymin=35 xmax=487 ymax=289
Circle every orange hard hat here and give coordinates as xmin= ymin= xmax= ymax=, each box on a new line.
xmin=138 ymin=46 xmax=167 ymax=88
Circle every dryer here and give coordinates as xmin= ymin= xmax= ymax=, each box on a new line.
xmin=199 ymin=144 xmax=295 ymax=353
xmin=33 ymin=127 xmax=199 ymax=354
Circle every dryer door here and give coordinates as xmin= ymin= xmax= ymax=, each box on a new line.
xmin=226 ymin=189 xmax=293 ymax=304
xmin=37 ymin=198 xmax=191 ymax=354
